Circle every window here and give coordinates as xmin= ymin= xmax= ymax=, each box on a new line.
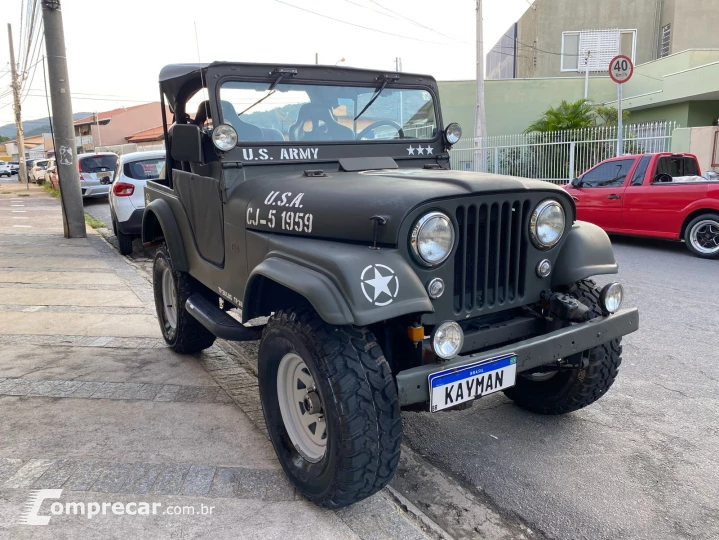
xmin=79 ymin=155 xmax=118 ymax=173
xmin=581 ymin=159 xmax=636 ymax=188
xmin=561 ymin=29 xmax=636 ymax=72
xmin=656 ymin=156 xmax=699 ymax=178
xmin=660 ymin=24 xmax=671 ymax=58
xmin=630 ymin=155 xmax=651 ymax=186
xmin=124 ymin=158 xmax=165 ymax=180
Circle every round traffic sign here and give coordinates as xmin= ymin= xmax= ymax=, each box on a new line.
xmin=609 ymin=55 xmax=633 ymax=84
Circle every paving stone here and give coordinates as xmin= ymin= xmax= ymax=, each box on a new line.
xmin=152 ymin=464 xmax=190 ymax=495
xmin=180 ymin=465 xmax=216 ymax=496
xmin=63 ymin=461 xmax=108 ymax=491
xmin=93 ymin=462 xmax=134 ymax=493
xmin=153 ymin=384 xmax=179 ymax=402
xmin=263 ymin=470 xmax=296 ymax=502
xmin=209 ymin=467 xmax=242 ymax=498
xmin=88 ymin=382 xmax=124 ymax=399
xmin=28 ymin=380 xmax=83 ymax=397
xmin=2 ymin=459 xmax=55 ymax=488
xmin=3 ymin=378 xmax=34 ymax=396
xmin=133 ymin=383 xmax=162 ymax=401
xmin=0 ymin=458 xmax=25 ymax=485
xmin=111 ymin=382 xmax=146 ymax=400
xmin=119 ymin=462 xmax=164 ymax=494
xmin=174 ymin=385 xmax=218 ymax=403
xmin=236 ymin=468 xmax=269 ymax=499
xmin=32 ymin=459 xmax=79 ymax=489
xmin=69 ymin=381 xmax=105 ymax=398
xmin=214 ymin=390 xmax=234 ymax=404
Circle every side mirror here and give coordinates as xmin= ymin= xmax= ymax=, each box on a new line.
xmin=570 ymin=177 xmax=583 ymax=188
xmin=170 ymin=124 xmax=203 ymax=163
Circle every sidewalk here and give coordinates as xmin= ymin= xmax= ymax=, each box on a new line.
xmin=0 ymin=180 xmax=432 ymax=540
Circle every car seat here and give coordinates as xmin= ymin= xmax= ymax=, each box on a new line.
xmin=288 ymin=103 xmax=354 ymax=141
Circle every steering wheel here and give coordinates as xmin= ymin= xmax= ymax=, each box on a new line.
xmin=356 ymin=120 xmax=405 ymax=140
xmin=653 ymin=173 xmax=673 ymax=183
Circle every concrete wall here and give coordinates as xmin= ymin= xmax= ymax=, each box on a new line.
xmin=674 ymin=126 xmax=719 ymax=172
xmin=666 ymin=0 xmax=719 ymax=55
xmin=515 ymin=0 xmax=660 ymax=78
xmin=89 ymin=103 xmax=168 ymax=147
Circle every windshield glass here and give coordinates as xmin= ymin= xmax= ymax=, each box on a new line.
xmin=218 ymin=81 xmax=437 ymax=143
xmin=80 ymin=155 xmax=118 ymax=173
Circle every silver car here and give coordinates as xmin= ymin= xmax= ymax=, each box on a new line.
xmin=78 ymin=152 xmax=119 ymax=198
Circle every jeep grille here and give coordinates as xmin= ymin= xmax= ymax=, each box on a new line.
xmin=453 ymin=200 xmax=531 ymax=314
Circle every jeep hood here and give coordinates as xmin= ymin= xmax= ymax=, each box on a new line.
xmin=244 ymin=168 xmax=572 ymax=244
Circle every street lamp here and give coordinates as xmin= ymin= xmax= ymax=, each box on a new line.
xmin=335 ymin=58 xmax=345 ymax=66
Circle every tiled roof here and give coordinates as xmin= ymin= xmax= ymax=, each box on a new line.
xmin=125 ymin=125 xmax=165 ymax=143
xmin=74 ymin=103 xmax=160 ymax=126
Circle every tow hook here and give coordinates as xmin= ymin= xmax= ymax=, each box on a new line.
xmin=541 ymin=291 xmax=590 ymax=322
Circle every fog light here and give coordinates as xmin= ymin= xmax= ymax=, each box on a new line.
xmin=432 ymin=321 xmax=464 ymax=360
xmin=599 ymin=282 xmax=624 ymax=314
xmin=536 ymin=259 xmax=552 ymax=278
xmin=427 ymin=278 xmax=444 ymax=299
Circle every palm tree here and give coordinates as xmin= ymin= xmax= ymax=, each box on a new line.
xmin=525 ymin=99 xmax=595 ymax=133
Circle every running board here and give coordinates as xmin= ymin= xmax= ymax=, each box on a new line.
xmin=185 ymin=294 xmax=263 ymax=341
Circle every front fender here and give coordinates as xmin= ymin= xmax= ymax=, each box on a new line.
xmin=142 ymin=199 xmax=189 ymax=272
xmin=551 ymin=221 xmax=618 ymax=287
xmin=244 ymin=236 xmax=433 ymax=326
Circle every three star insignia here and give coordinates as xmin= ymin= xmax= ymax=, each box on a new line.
xmin=360 ymin=264 xmax=399 ymax=307
xmin=406 ymin=145 xmax=434 ymax=156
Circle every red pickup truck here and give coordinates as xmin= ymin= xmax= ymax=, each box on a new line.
xmin=565 ymin=153 xmax=719 ymax=258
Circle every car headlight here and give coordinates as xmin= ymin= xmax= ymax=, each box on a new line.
xmin=212 ymin=124 xmax=238 ymax=152
xmin=410 ymin=212 xmax=455 ymax=266
xmin=444 ymin=123 xmax=462 ymax=145
xmin=433 ymin=321 xmax=464 ymax=359
xmin=529 ymin=200 xmax=565 ymax=249
xmin=599 ymin=282 xmax=624 ymax=314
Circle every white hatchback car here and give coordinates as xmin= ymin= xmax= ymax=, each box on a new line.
xmin=109 ymin=151 xmax=165 ymax=255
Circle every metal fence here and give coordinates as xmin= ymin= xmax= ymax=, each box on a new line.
xmin=449 ymin=122 xmax=678 ymax=184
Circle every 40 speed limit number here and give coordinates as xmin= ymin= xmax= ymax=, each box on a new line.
xmin=246 ymin=206 xmax=314 ymax=233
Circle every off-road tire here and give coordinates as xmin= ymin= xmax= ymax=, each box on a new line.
xmin=113 ymin=217 xmax=134 ymax=255
xmin=684 ymin=213 xmax=719 ymax=259
xmin=152 ymin=242 xmax=215 ymax=354
xmin=258 ymin=307 xmax=402 ymax=509
xmin=504 ymin=279 xmax=622 ymax=414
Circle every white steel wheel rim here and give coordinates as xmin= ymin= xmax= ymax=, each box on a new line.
xmin=690 ymin=220 xmax=719 ymax=255
xmin=277 ymin=352 xmax=327 ymax=462
xmin=161 ymin=267 xmax=178 ymax=329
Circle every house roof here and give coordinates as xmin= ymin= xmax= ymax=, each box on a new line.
xmin=125 ymin=125 xmax=165 ymax=143
xmin=74 ymin=103 xmax=160 ymax=126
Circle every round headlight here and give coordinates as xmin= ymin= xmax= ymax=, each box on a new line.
xmin=433 ymin=321 xmax=464 ymax=360
xmin=530 ymin=200 xmax=565 ymax=249
xmin=600 ymin=282 xmax=624 ymax=314
xmin=444 ymin=123 xmax=462 ymax=145
xmin=212 ymin=124 xmax=238 ymax=152
xmin=411 ymin=212 xmax=455 ymax=266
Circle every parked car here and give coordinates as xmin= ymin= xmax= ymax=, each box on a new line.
xmin=565 ymin=152 xmax=719 ymax=258
xmin=0 ymin=162 xmax=11 ymax=177
xmin=45 ymin=159 xmax=57 ymax=188
xmin=29 ymin=159 xmax=50 ymax=184
xmin=142 ymin=61 xmax=638 ymax=508
xmin=78 ymin=152 xmax=119 ymax=198
xmin=8 ymin=162 xmax=19 ymax=175
xmin=109 ymin=150 xmax=165 ymax=254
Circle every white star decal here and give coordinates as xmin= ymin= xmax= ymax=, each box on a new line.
xmin=360 ymin=264 xmax=400 ymax=306
xmin=407 ymin=145 xmax=415 ymax=155
xmin=425 ymin=145 xmax=433 ymax=155
xmin=417 ymin=146 xmax=425 ymax=155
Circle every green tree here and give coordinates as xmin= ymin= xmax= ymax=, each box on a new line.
xmin=593 ymin=105 xmax=630 ymax=126
xmin=0 ymin=135 xmax=10 ymax=143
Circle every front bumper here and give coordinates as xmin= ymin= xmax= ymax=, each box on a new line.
xmin=396 ymin=307 xmax=639 ymax=406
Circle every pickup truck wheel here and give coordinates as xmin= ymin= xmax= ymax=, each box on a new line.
xmin=685 ymin=214 xmax=719 ymax=259
xmin=504 ymin=279 xmax=622 ymax=415
xmin=152 ymin=242 xmax=216 ymax=353
xmin=258 ymin=308 xmax=402 ymax=509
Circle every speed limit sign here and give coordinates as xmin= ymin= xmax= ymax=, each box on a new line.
xmin=609 ymin=55 xmax=633 ymax=84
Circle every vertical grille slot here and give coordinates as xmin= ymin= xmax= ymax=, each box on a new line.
xmin=454 ymin=198 xmax=529 ymax=315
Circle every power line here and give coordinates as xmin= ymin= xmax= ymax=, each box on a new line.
xmin=273 ymin=0 xmax=461 ymax=46
xmin=367 ymin=0 xmax=469 ymax=44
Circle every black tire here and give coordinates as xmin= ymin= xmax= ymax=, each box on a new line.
xmin=684 ymin=213 xmax=719 ymax=259
xmin=504 ymin=279 xmax=622 ymax=415
xmin=152 ymin=242 xmax=215 ymax=353
xmin=258 ymin=308 xmax=402 ymax=509
xmin=114 ymin=218 xmax=134 ymax=256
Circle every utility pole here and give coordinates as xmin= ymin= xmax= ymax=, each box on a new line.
xmin=583 ymin=50 xmax=591 ymax=99
xmin=42 ymin=0 xmax=85 ymax=238
xmin=6 ymin=24 xmax=29 ymax=190
xmin=474 ymin=0 xmax=487 ymax=172
xmin=315 ymin=52 xmax=318 ymax=65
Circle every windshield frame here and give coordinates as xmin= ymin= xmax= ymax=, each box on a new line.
xmin=211 ymin=75 xmax=442 ymax=147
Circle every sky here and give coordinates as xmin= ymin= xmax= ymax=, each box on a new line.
xmin=0 ymin=0 xmax=533 ymax=125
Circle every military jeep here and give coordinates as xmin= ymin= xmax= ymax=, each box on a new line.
xmin=143 ymin=62 xmax=639 ymax=508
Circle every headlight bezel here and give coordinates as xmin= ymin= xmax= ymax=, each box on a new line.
xmin=529 ymin=199 xmax=566 ymax=250
xmin=432 ymin=321 xmax=465 ymax=360
xmin=410 ymin=211 xmax=456 ymax=267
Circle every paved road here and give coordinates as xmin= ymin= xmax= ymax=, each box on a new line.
xmin=402 ymin=235 xmax=719 ymax=540
xmin=89 ymin=193 xmax=718 ymax=540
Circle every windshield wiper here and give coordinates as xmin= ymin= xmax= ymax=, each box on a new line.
xmin=354 ymin=73 xmax=399 ymax=121
xmin=238 ymin=90 xmax=276 ymax=117
xmin=239 ymin=68 xmax=297 ymax=117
